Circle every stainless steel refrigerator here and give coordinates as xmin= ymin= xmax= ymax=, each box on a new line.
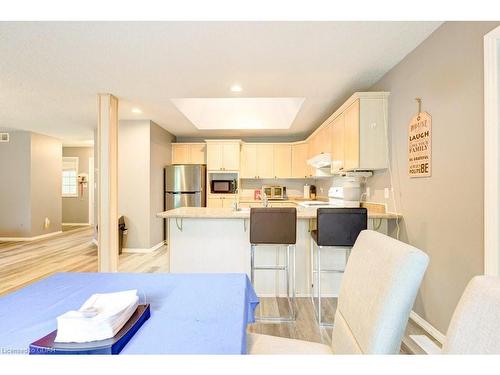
xmin=164 ymin=164 xmax=206 ymax=210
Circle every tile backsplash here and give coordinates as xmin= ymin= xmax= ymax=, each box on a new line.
xmin=239 ymin=178 xmax=312 ymax=198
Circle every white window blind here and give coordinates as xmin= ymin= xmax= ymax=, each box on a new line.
xmin=62 ymin=157 xmax=79 ymax=197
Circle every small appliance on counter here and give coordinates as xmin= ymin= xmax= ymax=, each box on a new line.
xmin=309 ymin=185 xmax=316 ymax=200
xmin=328 ymin=177 xmax=362 ymax=207
xmin=303 ymin=184 xmax=310 ymax=199
xmin=262 ymin=185 xmax=286 ymax=200
xmin=298 ymin=178 xmax=362 ymax=208
xmin=211 ymin=179 xmax=237 ymax=194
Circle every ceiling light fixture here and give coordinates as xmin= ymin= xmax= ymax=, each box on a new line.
xmin=131 ymin=107 xmax=142 ymax=114
xmin=230 ymin=84 xmax=243 ymax=93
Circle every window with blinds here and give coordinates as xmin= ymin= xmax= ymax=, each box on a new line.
xmin=62 ymin=157 xmax=79 ymax=197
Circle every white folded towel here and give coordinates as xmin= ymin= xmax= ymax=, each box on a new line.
xmin=54 ymin=290 xmax=139 ymax=343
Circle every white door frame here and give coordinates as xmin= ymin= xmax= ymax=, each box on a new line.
xmin=89 ymin=157 xmax=94 ymax=226
xmin=484 ymin=26 xmax=500 ymax=276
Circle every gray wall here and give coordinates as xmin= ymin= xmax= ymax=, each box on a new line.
xmin=0 ymin=130 xmax=62 ymax=238
xmin=118 ymin=120 xmax=174 ymax=249
xmin=62 ymin=147 xmax=94 ymax=224
xmin=30 ymin=132 xmax=62 ymax=236
xmin=149 ymin=122 xmax=175 ymax=247
xmin=0 ymin=131 xmax=32 ymax=237
xmin=119 ymin=120 xmax=151 ymax=249
xmin=364 ymin=21 xmax=500 ymax=333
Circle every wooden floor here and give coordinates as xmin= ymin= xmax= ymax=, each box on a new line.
xmin=248 ymin=297 xmax=336 ymax=346
xmin=0 ymin=226 xmax=436 ymax=353
xmin=0 ymin=226 xmax=168 ymax=296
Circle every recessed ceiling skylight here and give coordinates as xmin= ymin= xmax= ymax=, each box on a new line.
xmin=171 ymin=98 xmax=305 ymax=130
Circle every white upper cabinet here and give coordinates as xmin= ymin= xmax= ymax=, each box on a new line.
xmin=241 ymin=144 xmax=257 ymax=178
xmin=341 ymin=96 xmax=388 ymax=171
xmin=206 ymin=140 xmax=241 ymax=171
xmin=273 ymin=144 xmax=291 ymax=178
xmin=241 ymin=143 xmax=274 ymax=178
xmin=190 ymin=143 xmax=207 ymax=164
xmin=331 ymin=114 xmax=345 ymax=173
xmin=172 ymin=143 xmax=206 ymax=165
xmin=291 ymin=143 xmax=310 ymax=178
xmin=256 ymin=144 xmax=274 ymax=178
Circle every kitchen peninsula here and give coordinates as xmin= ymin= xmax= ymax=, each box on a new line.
xmin=157 ymin=206 xmax=400 ymax=297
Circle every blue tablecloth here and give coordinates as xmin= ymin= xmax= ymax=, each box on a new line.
xmin=0 ymin=272 xmax=259 ymax=354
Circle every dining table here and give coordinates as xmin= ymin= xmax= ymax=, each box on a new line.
xmin=0 ymin=272 xmax=259 ymax=354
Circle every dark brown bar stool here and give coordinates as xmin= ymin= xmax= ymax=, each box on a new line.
xmin=310 ymin=207 xmax=367 ymax=326
xmin=250 ymin=207 xmax=297 ymax=322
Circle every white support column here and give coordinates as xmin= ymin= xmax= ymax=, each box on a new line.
xmin=97 ymin=93 xmax=119 ymax=272
xmin=484 ymin=27 xmax=500 ymax=276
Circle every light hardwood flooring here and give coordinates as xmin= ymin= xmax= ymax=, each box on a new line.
xmin=248 ymin=297 xmax=336 ymax=346
xmin=0 ymin=226 xmax=168 ymax=296
xmin=0 ymin=226 xmax=436 ymax=354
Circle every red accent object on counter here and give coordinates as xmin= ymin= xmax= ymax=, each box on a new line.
xmin=254 ymin=189 xmax=261 ymax=200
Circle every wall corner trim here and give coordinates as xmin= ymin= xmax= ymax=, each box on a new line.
xmin=122 ymin=240 xmax=166 ymax=254
xmin=409 ymin=310 xmax=446 ymax=344
xmin=484 ymin=26 xmax=500 ymax=276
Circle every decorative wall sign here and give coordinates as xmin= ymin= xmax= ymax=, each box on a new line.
xmin=408 ymin=111 xmax=432 ymax=177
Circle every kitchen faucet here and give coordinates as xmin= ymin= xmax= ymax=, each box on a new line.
xmin=262 ymin=192 xmax=268 ymax=208
xmin=232 ymin=188 xmax=239 ymax=211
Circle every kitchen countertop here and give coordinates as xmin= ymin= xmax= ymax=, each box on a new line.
xmin=238 ymin=196 xmax=326 ymax=203
xmin=157 ymin=207 xmax=401 ymax=220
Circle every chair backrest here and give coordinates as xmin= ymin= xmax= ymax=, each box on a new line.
xmin=442 ymin=276 xmax=500 ymax=354
xmin=316 ymin=207 xmax=367 ymax=246
xmin=249 ymin=207 xmax=297 ymax=245
xmin=331 ymin=230 xmax=429 ymax=354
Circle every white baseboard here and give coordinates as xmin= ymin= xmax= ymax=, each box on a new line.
xmin=409 ymin=334 xmax=442 ymax=354
xmin=0 ymin=231 xmax=63 ymax=242
xmin=62 ymin=223 xmax=91 ymax=226
xmin=258 ymin=292 xmax=339 ymax=298
xmin=122 ymin=241 xmax=166 ymax=254
xmin=409 ymin=311 xmax=446 ymax=344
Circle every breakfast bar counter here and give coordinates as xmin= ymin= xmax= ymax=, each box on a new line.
xmin=158 ymin=206 xmax=401 ymax=220
xmin=157 ymin=207 xmax=401 ymax=297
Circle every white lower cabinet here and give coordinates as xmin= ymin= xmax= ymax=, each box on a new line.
xmin=207 ymin=195 xmax=235 ymax=208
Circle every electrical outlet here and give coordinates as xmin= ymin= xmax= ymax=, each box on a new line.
xmin=44 ymin=217 xmax=50 ymax=229
xmin=384 ymin=188 xmax=390 ymax=199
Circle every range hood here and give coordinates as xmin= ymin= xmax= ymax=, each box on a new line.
xmin=307 ymin=153 xmax=332 ymax=169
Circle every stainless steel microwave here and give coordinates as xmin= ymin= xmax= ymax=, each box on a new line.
xmin=262 ymin=185 xmax=286 ymax=200
xmin=211 ymin=180 xmax=237 ymax=194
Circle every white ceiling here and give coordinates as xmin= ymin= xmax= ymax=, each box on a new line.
xmin=0 ymin=21 xmax=441 ymax=142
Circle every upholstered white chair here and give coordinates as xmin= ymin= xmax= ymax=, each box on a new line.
xmin=442 ymin=276 xmax=500 ymax=354
xmin=247 ymin=230 xmax=429 ymax=354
